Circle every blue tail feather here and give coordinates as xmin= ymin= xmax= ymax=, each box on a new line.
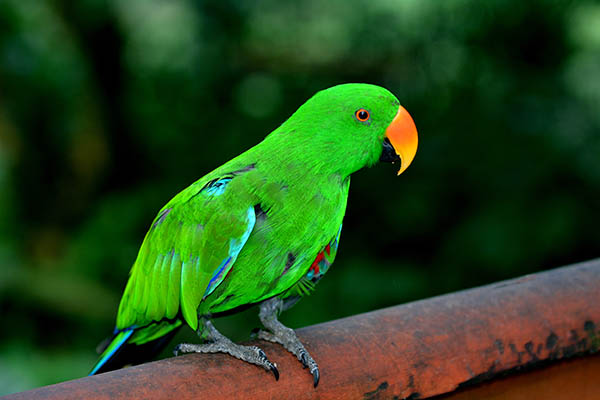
xmin=89 ymin=321 xmax=182 ymax=376
xmin=89 ymin=329 xmax=133 ymax=376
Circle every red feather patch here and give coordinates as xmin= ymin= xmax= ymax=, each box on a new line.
xmin=309 ymin=252 xmax=324 ymax=276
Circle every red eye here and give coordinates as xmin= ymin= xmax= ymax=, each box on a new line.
xmin=355 ymin=108 xmax=370 ymax=122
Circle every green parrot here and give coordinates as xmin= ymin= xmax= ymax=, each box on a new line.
xmin=89 ymin=83 xmax=418 ymax=386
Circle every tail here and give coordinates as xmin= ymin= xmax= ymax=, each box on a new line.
xmin=89 ymin=319 xmax=183 ymax=375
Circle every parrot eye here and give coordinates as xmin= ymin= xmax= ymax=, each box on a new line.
xmin=355 ymin=109 xmax=370 ymax=122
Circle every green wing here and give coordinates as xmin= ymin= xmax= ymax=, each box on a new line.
xmin=116 ymin=174 xmax=257 ymax=332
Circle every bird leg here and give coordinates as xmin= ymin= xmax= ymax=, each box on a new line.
xmin=174 ymin=317 xmax=279 ymax=380
xmin=257 ymin=297 xmax=320 ymax=387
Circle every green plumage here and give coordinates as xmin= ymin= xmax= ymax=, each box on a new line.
xmin=90 ymin=83 xmax=403 ymax=375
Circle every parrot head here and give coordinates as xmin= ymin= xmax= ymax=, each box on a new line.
xmin=270 ymin=83 xmax=418 ymax=177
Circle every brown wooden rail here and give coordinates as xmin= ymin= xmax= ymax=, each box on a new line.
xmin=3 ymin=259 xmax=599 ymax=399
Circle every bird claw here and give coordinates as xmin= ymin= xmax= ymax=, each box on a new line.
xmin=312 ymin=367 xmax=320 ymax=388
xmin=270 ymin=364 xmax=280 ymax=381
xmin=301 ymin=351 xmax=320 ymax=387
xmin=258 ymin=298 xmax=322 ymax=388
xmin=253 ymin=347 xmax=278 ymax=381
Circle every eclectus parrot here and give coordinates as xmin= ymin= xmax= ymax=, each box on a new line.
xmin=89 ymin=83 xmax=418 ymax=386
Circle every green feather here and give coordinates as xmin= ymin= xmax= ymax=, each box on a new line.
xmin=129 ymin=320 xmax=183 ymax=345
xmin=165 ymin=251 xmax=181 ymax=319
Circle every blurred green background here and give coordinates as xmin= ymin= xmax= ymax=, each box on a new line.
xmin=1 ymin=0 xmax=599 ymax=394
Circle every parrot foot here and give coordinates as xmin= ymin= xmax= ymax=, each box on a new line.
xmin=174 ymin=318 xmax=279 ymax=381
xmin=258 ymin=297 xmax=320 ymax=387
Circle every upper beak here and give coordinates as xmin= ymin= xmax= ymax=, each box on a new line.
xmin=385 ymin=105 xmax=418 ymax=175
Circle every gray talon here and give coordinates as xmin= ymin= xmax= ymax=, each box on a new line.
xmin=175 ymin=319 xmax=278 ymax=380
xmin=270 ymin=364 xmax=280 ymax=381
xmin=259 ymin=297 xmax=321 ymax=387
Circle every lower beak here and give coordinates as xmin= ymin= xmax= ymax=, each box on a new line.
xmin=384 ymin=105 xmax=418 ymax=175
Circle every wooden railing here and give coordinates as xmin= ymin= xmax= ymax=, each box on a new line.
xmin=3 ymin=259 xmax=600 ymax=399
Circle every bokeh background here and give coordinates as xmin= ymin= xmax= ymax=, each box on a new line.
xmin=1 ymin=0 xmax=599 ymax=394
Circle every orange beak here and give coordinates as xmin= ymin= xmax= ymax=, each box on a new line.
xmin=385 ymin=105 xmax=418 ymax=175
